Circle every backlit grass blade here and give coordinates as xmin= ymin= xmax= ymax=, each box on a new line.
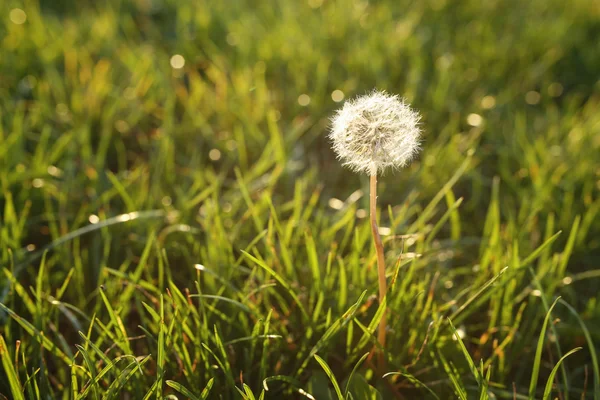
xmin=559 ymin=299 xmax=600 ymax=400
xmin=382 ymin=372 xmax=440 ymax=400
xmin=105 ymin=356 xmax=150 ymax=400
xmin=0 ymin=335 xmax=24 ymax=400
xmin=165 ymin=378 xmax=203 ymax=400
xmin=447 ymin=318 xmax=482 ymax=388
xmin=314 ymin=354 xmax=344 ymax=400
xmin=542 ymin=348 xmax=582 ymax=400
xmin=99 ymin=289 xmax=132 ymax=354
xmin=529 ymin=297 xmax=561 ymax=399
xmin=156 ymin=295 xmax=166 ymax=400
xmin=298 ymin=291 xmax=367 ymax=375
xmin=0 ymin=303 xmax=71 ymax=366
xmin=345 ymin=352 xmax=369 ymax=399
xmin=242 ymin=250 xmax=309 ymax=320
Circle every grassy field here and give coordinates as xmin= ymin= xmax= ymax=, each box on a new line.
xmin=1 ymin=0 xmax=600 ymax=398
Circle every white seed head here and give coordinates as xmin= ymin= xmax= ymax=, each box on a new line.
xmin=329 ymin=90 xmax=421 ymax=175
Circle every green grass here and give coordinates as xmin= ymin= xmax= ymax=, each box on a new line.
xmin=1 ymin=0 xmax=599 ymax=398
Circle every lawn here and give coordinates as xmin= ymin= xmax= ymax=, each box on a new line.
xmin=1 ymin=0 xmax=599 ymax=398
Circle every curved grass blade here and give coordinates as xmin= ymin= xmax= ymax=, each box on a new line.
xmin=314 ymin=354 xmax=344 ymax=400
xmin=298 ymin=291 xmax=367 ymax=375
xmin=345 ymin=352 xmax=369 ymax=399
xmin=105 ymin=356 xmax=150 ymax=400
xmin=559 ymin=299 xmax=600 ymax=400
xmin=0 ymin=303 xmax=71 ymax=366
xmin=242 ymin=250 xmax=309 ymax=320
xmin=529 ymin=297 xmax=561 ymax=399
xmin=543 ymin=348 xmax=582 ymax=400
xmin=382 ymin=372 xmax=440 ymax=400
xmin=166 ymin=379 xmax=206 ymax=400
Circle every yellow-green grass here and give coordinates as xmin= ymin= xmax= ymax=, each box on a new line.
xmin=1 ymin=0 xmax=599 ymax=398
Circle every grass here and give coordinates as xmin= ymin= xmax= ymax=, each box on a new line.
xmin=1 ymin=0 xmax=599 ymax=398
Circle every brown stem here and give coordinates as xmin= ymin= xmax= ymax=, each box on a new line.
xmin=370 ymin=173 xmax=387 ymax=366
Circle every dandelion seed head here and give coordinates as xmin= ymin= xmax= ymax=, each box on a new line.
xmin=329 ymin=90 xmax=421 ymax=175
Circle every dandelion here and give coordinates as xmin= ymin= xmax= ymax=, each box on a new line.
xmin=329 ymin=90 xmax=422 ymax=363
xmin=329 ymin=90 xmax=421 ymax=176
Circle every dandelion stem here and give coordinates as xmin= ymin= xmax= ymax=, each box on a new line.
xmin=369 ymin=173 xmax=387 ymax=365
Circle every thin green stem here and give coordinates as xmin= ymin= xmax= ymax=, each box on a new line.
xmin=370 ymin=173 xmax=387 ymax=365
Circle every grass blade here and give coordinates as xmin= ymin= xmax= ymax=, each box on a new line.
xmin=542 ymin=348 xmax=582 ymax=400
xmin=314 ymin=354 xmax=344 ymax=400
xmin=529 ymin=297 xmax=561 ymax=399
xmin=0 ymin=335 xmax=24 ymax=400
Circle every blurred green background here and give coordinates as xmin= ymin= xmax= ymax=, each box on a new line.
xmin=1 ymin=0 xmax=600 ymax=398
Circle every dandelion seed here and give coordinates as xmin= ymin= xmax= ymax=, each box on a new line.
xmin=329 ymin=90 xmax=421 ymax=175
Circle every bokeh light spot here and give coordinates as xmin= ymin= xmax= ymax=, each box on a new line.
xmin=328 ymin=198 xmax=344 ymax=210
xmin=525 ymin=91 xmax=541 ymax=105
xmin=308 ymin=0 xmax=323 ymax=9
xmin=548 ymin=83 xmax=563 ymax=97
xmin=331 ymin=90 xmax=344 ymax=102
xmin=10 ymin=8 xmax=27 ymax=25
xmin=170 ymin=54 xmax=185 ymax=69
xmin=209 ymin=148 xmax=222 ymax=161
xmin=298 ymin=94 xmax=311 ymax=106
xmin=466 ymin=113 xmax=483 ymax=127
xmin=481 ymin=95 xmax=496 ymax=109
